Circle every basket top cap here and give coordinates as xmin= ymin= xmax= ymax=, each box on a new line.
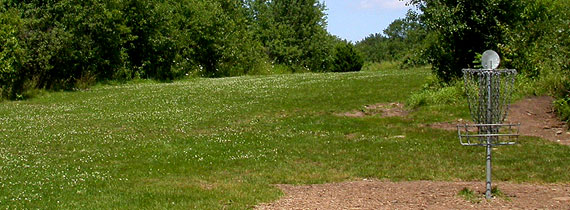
xmin=482 ymin=50 xmax=500 ymax=69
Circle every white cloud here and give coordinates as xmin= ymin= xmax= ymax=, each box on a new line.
xmin=359 ymin=0 xmax=409 ymax=9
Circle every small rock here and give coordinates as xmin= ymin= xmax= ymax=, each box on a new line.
xmin=556 ymin=131 xmax=563 ymax=135
xmin=543 ymin=126 xmax=551 ymax=129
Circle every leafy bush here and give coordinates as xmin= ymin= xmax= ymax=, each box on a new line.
xmin=407 ymin=77 xmax=464 ymax=108
xmin=331 ymin=41 xmax=364 ymax=72
xmin=553 ymin=98 xmax=570 ymax=125
xmin=0 ymin=8 xmax=24 ymax=99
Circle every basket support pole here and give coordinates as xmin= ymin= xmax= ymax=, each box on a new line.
xmin=485 ymin=71 xmax=493 ymax=199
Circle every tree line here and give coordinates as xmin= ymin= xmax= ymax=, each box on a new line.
xmin=355 ymin=14 xmax=428 ymax=68
xmin=0 ymin=0 xmax=364 ymax=99
xmin=2 ymin=0 xmax=568 ymax=115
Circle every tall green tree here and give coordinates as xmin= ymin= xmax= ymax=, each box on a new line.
xmin=409 ymin=0 xmax=528 ymax=82
xmin=251 ymin=0 xmax=333 ymax=72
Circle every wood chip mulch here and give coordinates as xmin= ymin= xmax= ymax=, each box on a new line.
xmin=256 ymin=180 xmax=570 ymax=209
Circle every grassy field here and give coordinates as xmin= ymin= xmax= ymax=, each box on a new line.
xmin=1 ymin=67 xmax=568 ymax=209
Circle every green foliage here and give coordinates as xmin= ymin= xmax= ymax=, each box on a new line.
xmin=355 ymin=33 xmax=388 ymax=62
xmin=554 ymin=98 xmax=570 ymax=125
xmin=501 ymin=0 xmax=569 ymax=79
xmin=0 ymin=0 xmax=137 ymax=96
xmin=458 ymin=187 xmax=481 ymax=203
xmin=409 ymin=0 xmax=529 ymax=82
xmin=407 ymin=76 xmax=464 ymax=108
xmin=247 ymin=62 xmax=294 ymax=75
xmin=491 ymin=186 xmax=511 ymax=201
xmin=0 ymin=0 xmax=341 ymax=99
xmin=331 ymin=40 xmax=364 ymax=72
xmin=0 ymin=8 xmax=24 ymax=99
xmin=123 ymin=0 xmax=176 ymax=80
xmin=174 ymin=0 xmax=266 ymax=78
xmin=250 ymin=0 xmax=333 ymax=72
xmin=355 ymin=15 xmax=428 ymax=67
xmin=501 ymin=0 xmax=570 ymax=122
xmin=361 ymin=61 xmax=403 ymax=72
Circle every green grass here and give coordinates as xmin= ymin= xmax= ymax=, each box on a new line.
xmin=1 ymin=68 xmax=568 ymax=209
xmin=457 ymin=186 xmax=511 ymax=203
xmin=458 ymin=187 xmax=481 ymax=203
xmin=491 ymin=186 xmax=511 ymax=201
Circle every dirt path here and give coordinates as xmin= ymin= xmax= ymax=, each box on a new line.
xmin=256 ymin=180 xmax=570 ymax=209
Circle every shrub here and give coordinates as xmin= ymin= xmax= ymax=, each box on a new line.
xmin=0 ymin=8 xmax=24 ymax=99
xmin=331 ymin=41 xmax=364 ymax=72
xmin=554 ymin=98 xmax=570 ymax=125
xmin=407 ymin=78 xmax=463 ymax=108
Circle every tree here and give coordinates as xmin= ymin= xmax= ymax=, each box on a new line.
xmin=355 ymin=15 xmax=427 ymax=67
xmin=356 ymin=33 xmax=388 ymax=63
xmin=251 ymin=0 xmax=333 ymax=72
xmin=409 ymin=0 xmax=528 ymax=82
xmin=0 ymin=8 xmax=24 ymax=99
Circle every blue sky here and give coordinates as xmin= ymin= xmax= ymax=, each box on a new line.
xmin=320 ymin=0 xmax=412 ymax=43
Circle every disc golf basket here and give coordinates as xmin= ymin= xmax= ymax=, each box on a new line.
xmin=457 ymin=50 xmax=520 ymax=199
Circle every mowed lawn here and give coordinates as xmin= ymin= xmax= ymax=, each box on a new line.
xmin=1 ymin=68 xmax=568 ymax=209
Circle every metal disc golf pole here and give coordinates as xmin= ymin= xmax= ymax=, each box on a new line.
xmin=486 ymin=141 xmax=492 ymax=199
xmin=485 ymin=71 xmax=493 ymax=199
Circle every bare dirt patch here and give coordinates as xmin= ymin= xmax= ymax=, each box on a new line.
xmin=336 ymin=103 xmax=408 ymax=118
xmin=256 ymin=180 xmax=570 ymax=209
xmin=427 ymin=96 xmax=570 ymax=145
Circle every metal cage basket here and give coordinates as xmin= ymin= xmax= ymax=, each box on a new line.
xmin=458 ymin=69 xmax=519 ymax=146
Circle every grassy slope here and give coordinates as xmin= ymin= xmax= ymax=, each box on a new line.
xmin=1 ymin=68 xmax=568 ymax=209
